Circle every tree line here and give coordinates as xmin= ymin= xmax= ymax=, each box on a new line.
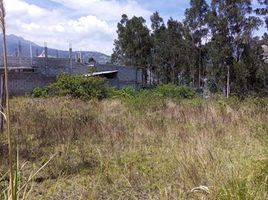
xmin=111 ymin=0 xmax=268 ymax=97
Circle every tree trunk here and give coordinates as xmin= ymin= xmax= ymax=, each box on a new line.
xmin=142 ymin=68 xmax=148 ymax=88
xmin=226 ymin=65 xmax=230 ymax=98
xmin=172 ymin=63 xmax=176 ymax=84
xmin=198 ymin=47 xmax=201 ymax=88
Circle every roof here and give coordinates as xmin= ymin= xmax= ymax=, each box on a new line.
xmin=84 ymin=70 xmax=118 ymax=77
xmin=0 ymin=66 xmax=33 ymax=70
xmin=96 ymin=63 xmax=142 ymax=69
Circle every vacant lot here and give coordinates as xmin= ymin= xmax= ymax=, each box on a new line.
xmin=1 ymin=96 xmax=268 ymax=199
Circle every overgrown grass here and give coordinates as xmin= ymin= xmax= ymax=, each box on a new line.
xmin=0 ymin=95 xmax=267 ymax=199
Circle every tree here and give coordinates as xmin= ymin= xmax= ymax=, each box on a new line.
xmin=111 ymin=14 xmax=128 ymax=65
xmin=184 ymin=0 xmax=209 ymax=88
xmin=150 ymin=12 xmax=168 ymax=83
xmin=111 ymin=14 xmax=152 ymax=85
xmin=256 ymin=0 xmax=268 ymax=29
xmin=111 ymin=1 xmax=267 ymax=96
xmin=165 ymin=18 xmax=186 ymax=84
xmin=207 ymin=0 xmax=262 ymax=97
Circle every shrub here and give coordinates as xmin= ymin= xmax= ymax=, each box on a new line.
xmin=47 ymin=74 xmax=108 ymax=100
xmin=107 ymin=86 xmax=140 ymax=99
xmin=118 ymin=86 xmax=139 ymax=98
xmin=153 ymin=84 xmax=196 ymax=99
xmin=32 ymin=87 xmax=49 ymax=98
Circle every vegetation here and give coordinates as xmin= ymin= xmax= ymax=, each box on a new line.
xmin=0 ymin=95 xmax=267 ymax=199
xmin=33 ymin=75 xmax=197 ymax=101
xmin=111 ymin=0 xmax=268 ymax=97
xmin=1 ymin=0 xmax=268 ymax=199
xmin=32 ymin=75 xmax=108 ymax=100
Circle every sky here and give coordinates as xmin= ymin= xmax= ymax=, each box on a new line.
xmin=4 ymin=0 xmax=190 ymax=55
xmin=4 ymin=0 xmax=267 ymax=55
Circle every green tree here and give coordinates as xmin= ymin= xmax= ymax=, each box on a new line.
xmin=111 ymin=14 xmax=128 ymax=65
xmin=207 ymin=0 xmax=262 ymax=97
xmin=184 ymin=0 xmax=209 ymax=88
xmin=150 ymin=12 xmax=168 ymax=83
xmin=165 ymin=18 xmax=185 ymax=84
xmin=112 ymin=14 xmax=152 ymax=85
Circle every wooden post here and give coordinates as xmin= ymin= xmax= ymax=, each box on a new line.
xmin=1 ymin=1 xmax=14 ymax=198
xmin=0 ymin=73 xmax=5 ymax=132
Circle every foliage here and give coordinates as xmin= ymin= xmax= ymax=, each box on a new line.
xmin=35 ymin=74 xmax=108 ymax=100
xmin=113 ymin=86 xmax=139 ymax=98
xmin=153 ymin=84 xmax=196 ymax=99
xmin=111 ymin=15 xmax=151 ymax=67
xmin=112 ymin=0 xmax=268 ymax=96
xmin=32 ymin=87 xmax=49 ymax=98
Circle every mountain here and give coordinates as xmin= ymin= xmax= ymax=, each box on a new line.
xmin=0 ymin=34 xmax=111 ymax=64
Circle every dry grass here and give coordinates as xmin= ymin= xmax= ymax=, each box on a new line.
xmin=0 ymin=96 xmax=267 ymax=199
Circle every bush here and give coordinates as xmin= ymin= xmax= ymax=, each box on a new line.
xmin=153 ymin=84 xmax=196 ymax=99
xmin=107 ymin=86 xmax=140 ymax=99
xmin=32 ymin=74 xmax=108 ymax=100
xmin=32 ymin=87 xmax=49 ymax=98
xmin=49 ymin=74 xmax=108 ymax=100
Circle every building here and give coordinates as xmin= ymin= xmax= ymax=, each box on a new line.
xmin=0 ymin=54 xmax=143 ymax=96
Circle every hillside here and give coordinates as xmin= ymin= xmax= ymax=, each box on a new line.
xmin=0 ymin=34 xmax=111 ymax=64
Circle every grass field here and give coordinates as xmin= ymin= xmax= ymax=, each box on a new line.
xmin=0 ymin=95 xmax=268 ymax=199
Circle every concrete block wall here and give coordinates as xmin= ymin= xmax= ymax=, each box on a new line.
xmin=8 ymin=72 xmax=56 ymax=96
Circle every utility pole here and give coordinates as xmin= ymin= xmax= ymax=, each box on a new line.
xmin=69 ymin=43 xmax=73 ymax=73
xmin=44 ymin=42 xmax=48 ymax=66
xmin=18 ymin=40 xmax=22 ymax=65
xmin=30 ymin=42 xmax=33 ymax=66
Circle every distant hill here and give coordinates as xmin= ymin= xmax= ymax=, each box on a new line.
xmin=0 ymin=34 xmax=111 ymax=64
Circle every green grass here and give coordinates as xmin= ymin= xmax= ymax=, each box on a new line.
xmin=0 ymin=96 xmax=267 ymax=199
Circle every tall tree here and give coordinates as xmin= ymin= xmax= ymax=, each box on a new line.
xmin=184 ymin=0 xmax=209 ymax=88
xmin=111 ymin=14 xmax=128 ymax=65
xmin=207 ymin=0 xmax=262 ymax=96
xmin=111 ymin=14 xmax=151 ymax=85
xmin=150 ymin=12 xmax=167 ymax=84
xmin=165 ymin=18 xmax=186 ymax=84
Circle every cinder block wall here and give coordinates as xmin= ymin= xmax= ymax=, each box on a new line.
xmin=7 ymin=72 xmax=56 ymax=96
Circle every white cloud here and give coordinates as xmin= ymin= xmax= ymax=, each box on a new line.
xmin=4 ymin=0 xmax=151 ymax=55
xmin=50 ymin=0 xmax=151 ymax=21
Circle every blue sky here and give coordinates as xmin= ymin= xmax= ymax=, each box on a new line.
xmin=4 ymin=0 xmax=267 ymax=55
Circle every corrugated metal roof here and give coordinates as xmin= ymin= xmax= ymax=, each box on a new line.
xmin=84 ymin=70 xmax=118 ymax=76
